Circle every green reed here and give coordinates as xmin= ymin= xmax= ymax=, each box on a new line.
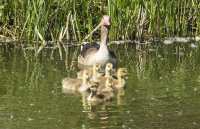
xmin=0 ymin=0 xmax=199 ymax=42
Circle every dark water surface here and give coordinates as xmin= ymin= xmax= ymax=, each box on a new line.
xmin=0 ymin=43 xmax=200 ymax=129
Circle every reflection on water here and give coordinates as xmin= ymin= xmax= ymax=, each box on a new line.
xmin=0 ymin=43 xmax=200 ymax=129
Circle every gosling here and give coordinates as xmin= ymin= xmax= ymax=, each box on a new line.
xmin=94 ymin=63 xmax=114 ymax=83
xmin=112 ymin=68 xmax=128 ymax=90
xmin=87 ymin=77 xmax=114 ymax=104
xmin=104 ymin=63 xmax=114 ymax=78
xmin=62 ymin=70 xmax=91 ymax=93
xmin=77 ymin=64 xmax=102 ymax=80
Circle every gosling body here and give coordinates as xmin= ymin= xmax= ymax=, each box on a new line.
xmin=87 ymin=77 xmax=114 ymax=104
xmin=112 ymin=68 xmax=128 ymax=90
xmin=62 ymin=70 xmax=91 ymax=93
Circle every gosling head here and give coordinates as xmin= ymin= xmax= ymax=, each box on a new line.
xmin=100 ymin=15 xmax=111 ymax=27
xmin=93 ymin=64 xmax=101 ymax=73
xmin=117 ymin=68 xmax=128 ymax=79
xmin=105 ymin=62 xmax=113 ymax=72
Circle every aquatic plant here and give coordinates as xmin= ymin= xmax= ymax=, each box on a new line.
xmin=0 ymin=0 xmax=199 ymax=42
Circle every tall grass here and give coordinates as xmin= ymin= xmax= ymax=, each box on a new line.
xmin=0 ymin=0 xmax=199 ymax=42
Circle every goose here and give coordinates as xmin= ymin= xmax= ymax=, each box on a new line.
xmin=78 ymin=15 xmax=117 ymax=68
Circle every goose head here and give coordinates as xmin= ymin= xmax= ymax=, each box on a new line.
xmin=100 ymin=15 xmax=111 ymax=27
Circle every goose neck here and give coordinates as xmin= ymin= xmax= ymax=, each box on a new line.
xmin=100 ymin=26 xmax=109 ymax=46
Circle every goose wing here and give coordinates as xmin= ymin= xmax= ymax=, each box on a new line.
xmin=80 ymin=43 xmax=100 ymax=57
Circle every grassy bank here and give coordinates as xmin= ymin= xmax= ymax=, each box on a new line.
xmin=0 ymin=0 xmax=199 ymax=42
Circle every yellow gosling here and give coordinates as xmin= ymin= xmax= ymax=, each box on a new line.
xmin=77 ymin=64 xmax=102 ymax=80
xmin=87 ymin=77 xmax=114 ymax=104
xmin=91 ymin=64 xmax=103 ymax=81
xmin=104 ymin=63 xmax=114 ymax=78
xmin=95 ymin=63 xmax=114 ymax=83
xmin=97 ymin=77 xmax=114 ymax=94
xmin=112 ymin=68 xmax=128 ymax=89
xmin=62 ymin=70 xmax=91 ymax=93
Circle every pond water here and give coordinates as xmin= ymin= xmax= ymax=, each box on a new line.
xmin=0 ymin=43 xmax=200 ymax=129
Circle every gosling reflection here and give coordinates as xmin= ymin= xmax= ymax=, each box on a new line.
xmin=81 ymin=100 xmax=112 ymax=129
xmin=116 ymin=89 xmax=126 ymax=106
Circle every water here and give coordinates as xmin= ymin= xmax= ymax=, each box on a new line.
xmin=0 ymin=43 xmax=200 ymax=129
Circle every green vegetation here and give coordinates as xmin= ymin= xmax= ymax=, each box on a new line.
xmin=0 ymin=0 xmax=199 ymax=42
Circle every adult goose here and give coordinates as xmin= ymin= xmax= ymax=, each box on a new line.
xmin=78 ymin=15 xmax=117 ymax=68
